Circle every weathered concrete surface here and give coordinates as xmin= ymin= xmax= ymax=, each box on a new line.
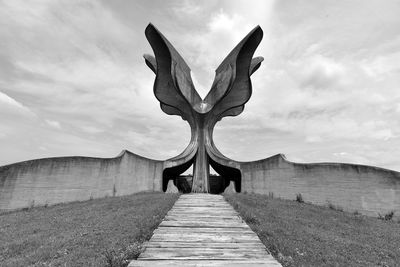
xmin=0 ymin=150 xmax=163 ymax=210
xmin=239 ymin=154 xmax=400 ymax=218
xmin=166 ymin=180 xmax=179 ymax=193
xmin=224 ymin=181 xmax=237 ymax=194
xmin=144 ymin=23 xmax=263 ymax=192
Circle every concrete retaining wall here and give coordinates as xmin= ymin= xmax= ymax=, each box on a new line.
xmin=0 ymin=150 xmax=163 ymax=210
xmin=240 ymin=154 xmax=400 ymax=218
xmin=2 ymin=149 xmax=399 ymax=218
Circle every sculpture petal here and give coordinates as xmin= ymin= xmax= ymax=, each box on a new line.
xmin=217 ymin=105 xmax=245 ymax=121
xmin=160 ymin=103 xmax=187 ymax=121
xmin=143 ymin=54 xmax=157 ymax=74
xmin=144 ymin=23 xmax=202 ymax=118
xmin=204 ymin=26 xmax=263 ymax=120
xmin=250 ymin=56 xmax=264 ymax=75
xmin=144 ymin=24 xmax=204 ymax=184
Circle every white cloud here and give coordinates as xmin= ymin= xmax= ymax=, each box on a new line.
xmin=0 ymin=91 xmax=35 ymax=116
xmin=297 ymin=54 xmax=346 ymax=90
xmin=80 ymin=125 xmax=104 ymax=134
xmin=172 ymin=0 xmax=202 ymax=15
xmin=45 ymin=119 xmax=61 ymax=129
xmin=209 ymin=11 xmax=243 ymax=32
xmin=332 ymin=152 xmax=372 ymax=166
xmin=305 ymin=135 xmax=323 ymax=143
xmin=361 ymin=51 xmax=400 ymax=80
xmin=0 ymin=91 xmax=26 ymax=109
xmin=170 ymin=9 xmax=258 ymax=96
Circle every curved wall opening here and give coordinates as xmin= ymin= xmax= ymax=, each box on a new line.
xmin=209 ymin=156 xmax=241 ymax=193
xmin=162 ymin=157 xmax=194 ymax=192
xmin=162 ymin=155 xmax=242 ymax=193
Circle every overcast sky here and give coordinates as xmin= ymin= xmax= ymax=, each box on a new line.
xmin=1 ymin=0 xmax=400 ymax=172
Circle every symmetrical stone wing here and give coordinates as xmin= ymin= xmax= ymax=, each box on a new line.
xmin=204 ymin=26 xmax=264 ymax=122
xmin=144 ymin=23 xmax=202 ymax=123
xmin=144 ymin=24 xmax=201 ymax=180
xmin=144 ymin=23 xmax=265 ymax=193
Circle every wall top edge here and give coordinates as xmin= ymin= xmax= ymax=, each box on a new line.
xmin=239 ymin=153 xmax=400 ymax=175
xmin=0 ymin=149 xmax=165 ymax=170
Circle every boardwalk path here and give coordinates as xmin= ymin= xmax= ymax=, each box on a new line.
xmin=129 ymin=194 xmax=282 ymax=266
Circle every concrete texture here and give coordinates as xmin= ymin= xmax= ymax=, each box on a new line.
xmin=144 ymin=23 xmax=263 ymax=192
xmin=224 ymin=181 xmax=237 ymax=194
xmin=239 ymin=154 xmax=400 ymax=218
xmin=166 ymin=180 xmax=179 ymax=193
xmin=0 ymin=150 xmax=163 ymax=210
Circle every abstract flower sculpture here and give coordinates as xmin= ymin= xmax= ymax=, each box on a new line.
xmin=144 ymin=23 xmax=263 ymax=193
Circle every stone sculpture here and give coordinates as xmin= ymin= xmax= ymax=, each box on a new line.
xmin=144 ymin=23 xmax=263 ymax=193
xmin=1 ymin=23 xmax=399 ymax=218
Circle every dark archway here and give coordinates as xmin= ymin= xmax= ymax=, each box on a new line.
xmin=209 ymin=156 xmax=241 ymax=193
xmin=162 ymin=154 xmax=242 ymax=194
xmin=162 ymin=156 xmax=194 ymax=192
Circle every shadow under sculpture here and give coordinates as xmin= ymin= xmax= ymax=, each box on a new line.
xmin=144 ymin=24 xmax=263 ymax=193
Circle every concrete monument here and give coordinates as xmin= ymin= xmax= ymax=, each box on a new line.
xmin=0 ymin=23 xmax=399 ymax=218
xmin=144 ymin=24 xmax=263 ymax=193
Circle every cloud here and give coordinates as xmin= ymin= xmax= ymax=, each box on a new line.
xmin=361 ymin=51 xmax=400 ymax=80
xmin=297 ymin=54 xmax=346 ymax=90
xmin=0 ymin=91 xmax=27 ymax=109
xmin=79 ymin=125 xmax=104 ymax=134
xmin=332 ymin=152 xmax=372 ymax=166
xmin=171 ymin=0 xmax=203 ymax=15
xmin=45 ymin=119 xmax=61 ymax=129
xmin=167 ymin=3 xmax=271 ymax=96
xmin=0 ymin=91 xmax=35 ymax=117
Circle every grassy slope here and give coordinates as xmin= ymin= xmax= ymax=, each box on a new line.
xmin=0 ymin=192 xmax=179 ymax=267
xmin=225 ymin=193 xmax=400 ymax=267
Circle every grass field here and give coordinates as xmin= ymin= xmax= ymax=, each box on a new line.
xmin=0 ymin=192 xmax=179 ymax=267
xmin=2 ymin=192 xmax=399 ymax=266
xmin=225 ymin=193 xmax=400 ymax=267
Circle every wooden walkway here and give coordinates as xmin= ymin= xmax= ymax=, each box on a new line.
xmin=129 ymin=194 xmax=282 ymax=266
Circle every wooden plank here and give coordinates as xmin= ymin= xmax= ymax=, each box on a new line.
xmin=159 ymin=221 xmax=250 ymax=228
xmin=174 ymin=207 xmax=231 ymax=210
xmin=170 ymin=208 xmax=235 ymax=211
xmin=140 ymin=247 xmax=269 ymax=253
xmin=129 ymin=260 xmax=281 ymax=267
xmin=163 ymin=217 xmax=243 ymax=222
xmin=151 ymin=232 xmax=259 ymax=240
xmin=138 ymin=248 xmax=271 ymax=260
xmin=164 ymin=214 xmax=242 ymax=219
xmin=166 ymin=213 xmax=239 ymax=217
xmin=153 ymin=230 xmax=258 ymax=237
xmin=150 ymin=235 xmax=260 ymax=243
xmin=143 ymin=241 xmax=266 ymax=249
xmin=164 ymin=217 xmax=242 ymax=222
xmin=153 ymin=227 xmax=255 ymax=234
xmin=175 ymin=200 xmax=230 ymax=202
xmin=171 ymin=203 xmax=232 ymax=205
xmin=165 ymin=214 xmax=239 ymax=218
xmin=172 ymin=207 xmax=233 ymax=210
xmin=165 ymin=213 xmax=241 ymax=217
